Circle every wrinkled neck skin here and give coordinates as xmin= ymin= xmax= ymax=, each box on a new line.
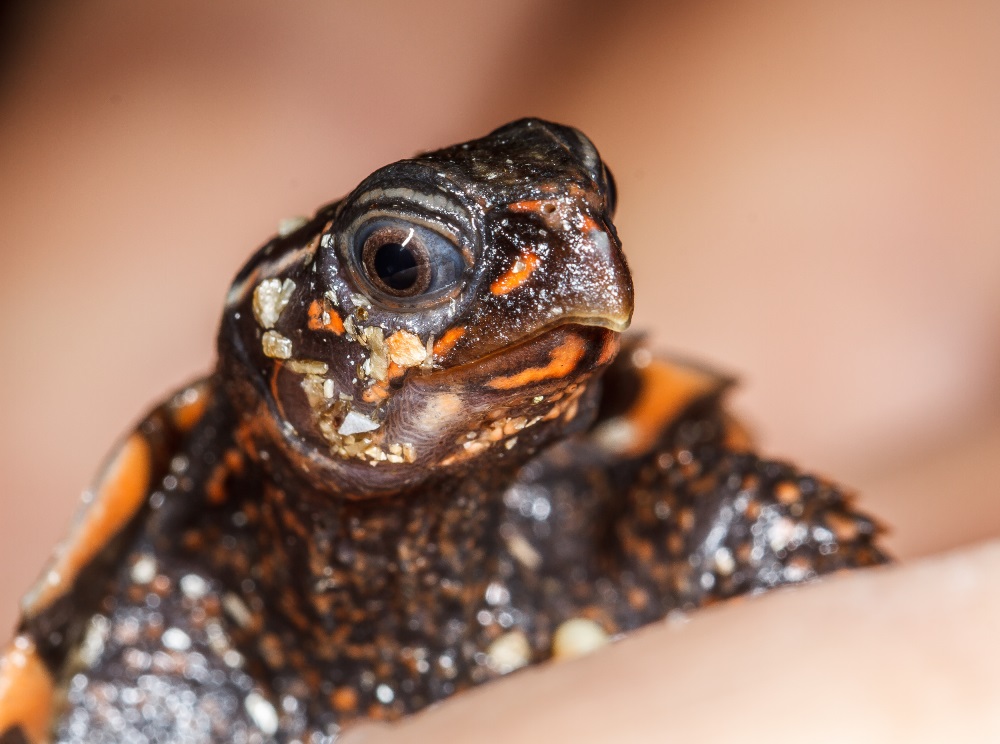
xmin=207 ymin=371 xmax=606 ymax=686
xmin=214 ymin=299 xmax=619 ymax=661
xmin=218 ymin=310 xmax=619 ymax=498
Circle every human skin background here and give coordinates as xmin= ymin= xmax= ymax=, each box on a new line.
xmin=1 ymin=0 xmax=999 ymax=713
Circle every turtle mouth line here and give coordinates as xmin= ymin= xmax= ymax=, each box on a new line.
xmin=419 ymin=317 xmax=623 ymax=386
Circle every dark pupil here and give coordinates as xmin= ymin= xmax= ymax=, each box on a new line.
xmin=373 ymin=242 xmax=419 ymax=290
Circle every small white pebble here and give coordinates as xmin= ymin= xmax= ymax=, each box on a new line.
xmin=223 ymin=593 xmax=254 ymax=628
xmin=484 ymin=581 xmax=510 ymax=606
xmin=338 ymin=410 xmax=381 ymax=436
xmin=783 ymin=563 xmax=808 ymax=582
xmin=713 ymin=547 xmax=736 ymax=576
xmin=552 ymin=618 xmax=610 ymax=661
xmin=261 ymin=330 xmax=293 ymax=359
xmin=768 ymin=517 xmax=797 ymax=553
xmin=244 ymin=691 xmax=279 ymax=736
xmin=505 ymin=533 xmax=541 ymax=571
xmin=180 ymin=574 xmax=209 ymax=600
xmin=78 ymin=615 xmax=110 ymax=668
xmin=253 ymin=278 xmax=296 ymax=329
xmin=386 ymin=329 xmax=427 ymax=368
xmin=486 ymin=630 xmax=531 ymax=674
xmin=161 ymin=628 xmax=191 ymax=652
xmin=130 ymin=555 xmax=157 ymax=585
xmin=349 ymin=293 xmax=372 ymax=310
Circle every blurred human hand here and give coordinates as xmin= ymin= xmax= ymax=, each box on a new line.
xmin=343 ymin=541 xmax=1000 ymax=744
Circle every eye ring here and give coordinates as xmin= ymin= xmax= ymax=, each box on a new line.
xmin=360 ymin=225 xmax=432 ymax=298
xmin=347 ymin=216 xmax=469 ymax=307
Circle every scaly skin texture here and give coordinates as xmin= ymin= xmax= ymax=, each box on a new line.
xmin=0 ymin=120 xmax=886 ymax=744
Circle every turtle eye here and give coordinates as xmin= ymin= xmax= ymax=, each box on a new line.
xmin=354 ymin=219 xmax=465 ymax=304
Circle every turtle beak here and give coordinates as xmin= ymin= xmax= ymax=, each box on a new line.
xmin=543 ymin=216 xmax=633 ymax=334
xmin=427 ymin=197 xmax=633 ymax=370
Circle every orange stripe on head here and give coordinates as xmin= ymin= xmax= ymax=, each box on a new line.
xmin=491 ymin=250 xmax=540 ymax=296
xmin=487 ymin=334 xmax=586 ymax=390
xmin=597 ymin=332 xmax=621 ymax=366
xmin=308 ymin=299 xmax=345 ymax=335
xmin=432 ymin=327 xmax=466 ymax=358
xmin=0 ymin=636 xmax=55 ymax=743
xmin=508 ymin=199 xmax=546 ymax=213
xmin=22 ymin=433 xmax=151 ymax=618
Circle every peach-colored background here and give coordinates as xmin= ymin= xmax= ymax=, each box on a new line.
xmin=2 ymin=1 xmax=999 ymax=637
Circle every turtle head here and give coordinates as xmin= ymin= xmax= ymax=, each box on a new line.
xmin=220 ymin=119 xmax=632 ymax=497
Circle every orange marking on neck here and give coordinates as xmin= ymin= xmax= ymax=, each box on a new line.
xmin=491 ymin=250 xmax=540 ymax=296
xmin=308 ymin=299 xmax=345 ymax=335
xmin=487 ymin=335 xmax=586 ymax=390
xmin=432 ymin=327 xmax=466 ymax=358
xmin=0 ymin=636 xmax=54 ymax=742
xmin=22 ymin=433 xmax=151 ymax=618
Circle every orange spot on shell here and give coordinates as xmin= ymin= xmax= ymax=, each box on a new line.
xmin=22 ymin=433 xmax=151 ymax=618
xmin=487 ymin=334 xmax=586 ymax=390
xmin=723 ymin=414 xmax=754 ymax=452
xmin=170 ymin=384 xmax=209 ymax=432
xmin=0 ymin=636 xmax=54 ymax=742
xmin=432 ymin=327 xmax=466 ymax=358
xmin=331 ymin=686 xmax=359 ymax=714
xmin=308 ymin=299 xmax=345 ymax=335
xmin=205 ymin=449 xmax=244 ymax=505
xmin=612 ymin=360 xmax=728 ymax=458
xmin=491 ymin=251 xmax=540 ymax=296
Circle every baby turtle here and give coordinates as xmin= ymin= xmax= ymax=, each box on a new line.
xmin=0 ymin=119 xmax=886 ymax=743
